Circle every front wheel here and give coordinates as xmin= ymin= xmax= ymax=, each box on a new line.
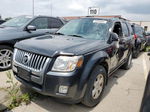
xmin=0 ymin=45 xmax=13 ymax=71
xmin=82 ymin=65 xmax=106 ymax=107
xmin=133 ymin=45 xmax=140 ymax=58
xmin=121 ymin=52 xmax=132 ymax=70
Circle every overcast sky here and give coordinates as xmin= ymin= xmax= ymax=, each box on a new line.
xmin=0 ymin=0 xmax=150 ymax=21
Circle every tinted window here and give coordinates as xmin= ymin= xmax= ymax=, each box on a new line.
xmin=122 ymin=22 xmax=129 ymax=36
xmin=49 ymin=18 xmax=63 ymax=28
xmin=127 ymin=23 xmax=133 ymax=35
xmin=30 ymin=17 xmax=49 ymax=29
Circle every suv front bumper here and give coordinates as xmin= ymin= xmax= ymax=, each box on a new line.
xmin=12 ymin=64 xmax=86 ymax=103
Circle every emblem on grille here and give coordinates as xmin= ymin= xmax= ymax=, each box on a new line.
xmin=22 ymin=54 xmax=30 ymax=64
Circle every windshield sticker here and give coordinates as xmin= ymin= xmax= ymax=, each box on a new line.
xmin=25 ymin=16 xmax=33 ymax=18
xmin=93 ymin=20 xmax=107 ymax=24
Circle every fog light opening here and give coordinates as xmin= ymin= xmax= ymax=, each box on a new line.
xmin=59 ymin=86 xmax=69 ymax=94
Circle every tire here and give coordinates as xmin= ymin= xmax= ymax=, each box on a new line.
xmin=0 ymin=45 xmax=13 ymax=71
xmin=82 ymin=65 xmax=107 ymax=107
xmin=133 ymin=48 xmax=140 ymax=58
xmin=121 ymin=52 xmax=132 ymax=70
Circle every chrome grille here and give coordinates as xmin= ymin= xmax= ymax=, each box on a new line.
xmin=13 ymin=49 xmax=50 ymax=71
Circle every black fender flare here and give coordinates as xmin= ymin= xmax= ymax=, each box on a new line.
xmin=0 ymin=41 xmax=14 ymax=48
xmin=77 ymin=51 xmax=110 ymax=98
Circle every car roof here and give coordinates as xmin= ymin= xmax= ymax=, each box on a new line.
xmin=132 ymin=23 xmax=141 ymax=27
xmin=73 ymin=16 xmax=128 ymax=23
xmin=15 ymin=15 xmax=63 ymax=20
xmin=34 ymin=15 xmax=67 ymax=24
xmin=15 ymin=15 xmax=67 ymax=24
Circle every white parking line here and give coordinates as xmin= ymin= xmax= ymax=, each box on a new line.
xmin=142 ymin=54 xmax=148 ymax=80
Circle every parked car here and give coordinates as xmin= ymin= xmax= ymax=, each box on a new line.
xmin=131 ymin=24 xmax=147 ymax=58
xmin=0 ymin=20 xmax=5 ymax=24
xmin=0 ymin=15 xmax=66 ymax=71
xmin=145 ymin=31 xmax=150 ymax=47
xmin=12 ymin=17 xmax=134 ymax=107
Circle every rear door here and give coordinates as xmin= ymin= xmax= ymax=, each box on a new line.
xmin=29 ymin=17 xmax=51 ymax=35
xmin=18 ymin=17 xmax=51 ymax=41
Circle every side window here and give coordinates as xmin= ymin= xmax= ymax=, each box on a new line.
xmin=49 ymin=18 xmax=63 ymax=28
xmin=122 ymin=22 xmax=129 ymax=37
xmin=30 ymin=17 xmax=49 ymax=29
xmin=127 ymin=23 xmax=133 ymax=35
xmin=113 ymin=22 xmax=122 ymax=37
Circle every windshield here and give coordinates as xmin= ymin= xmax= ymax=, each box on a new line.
xmin=57 ymin=18 xmax=110 ymax=40
xmin=1 ymin=16 xmax=32 ymax=27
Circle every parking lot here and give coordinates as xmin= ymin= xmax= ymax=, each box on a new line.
xmin=0 ymin=52 xmax=149 ymax=112
xmin=1 ymin=0 xmax=150 ymax=111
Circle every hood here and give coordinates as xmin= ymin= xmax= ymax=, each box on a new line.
xmin=0 ymin=26 xmax=22 ymax=41
xmin=15 ymin=35 xmax=107 ymax=57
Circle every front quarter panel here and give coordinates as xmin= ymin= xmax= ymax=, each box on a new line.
xmin=77 ymin=50 xmax=110 ymax=98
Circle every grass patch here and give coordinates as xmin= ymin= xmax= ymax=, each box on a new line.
xmin=145 ymin=46 xmax=150 ymax=52
xmin=0 ymin=71 xmax=37 ymax=110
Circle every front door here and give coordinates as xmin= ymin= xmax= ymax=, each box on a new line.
xmin=118 ymin=22 xmax=131 ymax=63
xmin=24 ymin=17 xmax=51 ymax=38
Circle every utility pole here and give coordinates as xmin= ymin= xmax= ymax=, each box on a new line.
xmin=32 ymin=0 xmax=35 ymax=16
xmin=50 ymin=0 xmax=52 ymax=16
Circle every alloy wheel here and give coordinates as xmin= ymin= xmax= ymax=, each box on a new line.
xmin=92 ymin=74 xmax=104 ymax=99
xmin=0 ymin=49 xmax=13 ymax=69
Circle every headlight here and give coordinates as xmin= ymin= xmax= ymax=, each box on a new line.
xmin=52 ymin=56 xmax=83 ymax=72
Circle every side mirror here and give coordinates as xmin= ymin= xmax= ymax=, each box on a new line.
xmin=26 ymin=25 xmax=36 ymax=31
xmin=111 ymin=33 xmax=119 ymax=41
xmin=148 ymin=52 xmax=150 ymax=56
xmin=108 ymin=32 xmax=119 ymax=44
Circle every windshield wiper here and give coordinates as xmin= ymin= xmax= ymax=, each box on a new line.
xmin=55 ymin=32 xmax=65 ymax=35
xmin=68 ymin=34 xmax=84 ymax=38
